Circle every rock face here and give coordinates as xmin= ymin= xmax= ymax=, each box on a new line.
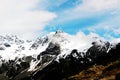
xmin=0 ymin=32 xmax=120 ymax=80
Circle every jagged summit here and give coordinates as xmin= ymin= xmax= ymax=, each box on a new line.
xmin=0 ymin=31 xmax=115 ymax=60
xmin=55 ymin=30 xmax=64 ymax=34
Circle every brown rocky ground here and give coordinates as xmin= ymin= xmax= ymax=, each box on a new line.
xmin=66 ymin=59 xmax=120 ymax=80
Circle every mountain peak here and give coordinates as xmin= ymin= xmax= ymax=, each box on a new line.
xmin=55 ymin=30 xmax=64 ymax=34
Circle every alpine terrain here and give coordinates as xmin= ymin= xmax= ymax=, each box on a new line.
xmin=0 ymin=30 xmax=120 ymax=80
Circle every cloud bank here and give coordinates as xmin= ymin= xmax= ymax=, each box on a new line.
xmin=0 ymin=0 xmax=57 ymax=39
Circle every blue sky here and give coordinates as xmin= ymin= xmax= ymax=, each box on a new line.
xmin=0 ymin=0 xmax=120 ymax=39
xmin=41 ymin=0 xmax=120 ymax=39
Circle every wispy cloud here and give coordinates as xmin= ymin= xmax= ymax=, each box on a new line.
xmin=85 ymin=15 xmax=120 ymax=39
xmin=77 ymin=0 xmax=120 ymax=12
xmin=47 ymin=0 xmax=120 ymax=40
xmin=55 ymin=0 xmax=120 ymax=22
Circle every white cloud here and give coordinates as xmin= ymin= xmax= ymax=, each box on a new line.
xmin=57 ymin=0 xmax=120 ymax=23
xmin=0 ymin=0 xmax=57 ymax=39
xmin=77 ymin=0 xmax=120 ymax=12
xmin=84 ymin=14 xmax=120 ymax=40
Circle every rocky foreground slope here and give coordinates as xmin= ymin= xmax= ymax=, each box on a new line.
xmin=0 ymin=31 xmax=120 ymax=80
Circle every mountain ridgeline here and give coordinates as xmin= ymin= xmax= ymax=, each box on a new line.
xmin=0 ymin=31 xmax=120 ymax=80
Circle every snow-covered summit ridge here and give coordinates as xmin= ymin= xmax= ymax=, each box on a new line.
xmin=0 ymin=30 xmax=119 ymax=61
xmin=0 ymin=35 xmax=24 ymax=45
xmin=46 ymin=31 xmax=107 ymax=52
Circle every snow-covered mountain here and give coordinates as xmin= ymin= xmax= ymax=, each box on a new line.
xmin=0 ymin=31 xmax=80 ymax=58
xmin=0 ymin=31 xmax=120 ymax=80
xmin=0 ymin=30 xmax=108 ymax=59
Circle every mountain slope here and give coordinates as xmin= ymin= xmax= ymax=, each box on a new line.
xmin=67 ymin=59 xmax=120 ymax=80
